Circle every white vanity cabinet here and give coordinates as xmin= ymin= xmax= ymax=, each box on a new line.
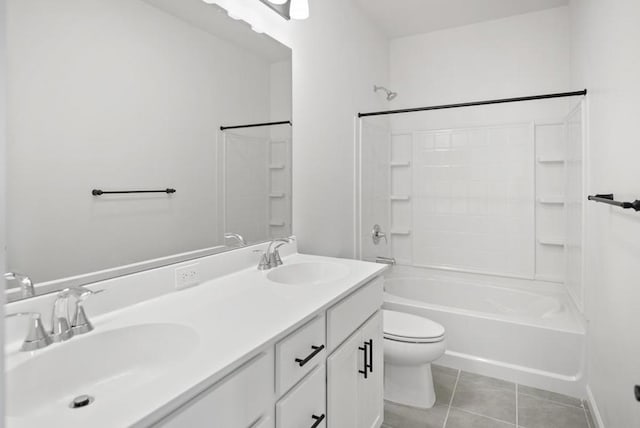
xmin=327 ymin=311 xmax=384 ymax=428
xmin=154 ymin=275 xmax=383 ymax=428
xmin=156 ymin=351 xmax=275 ymax=428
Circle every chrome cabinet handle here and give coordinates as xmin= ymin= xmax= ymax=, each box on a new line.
xmin=311 ymin=414 xmax=326 ymax=428
xmin=295 ymin=345 xmax=325 ymax=367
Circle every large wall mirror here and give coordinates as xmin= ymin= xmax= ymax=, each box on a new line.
xmin=5 ymin=0 xmax=292 ymax=301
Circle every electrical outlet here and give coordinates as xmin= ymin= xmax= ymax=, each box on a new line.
xmin=175 ymin=263 xmax=201 ymax=290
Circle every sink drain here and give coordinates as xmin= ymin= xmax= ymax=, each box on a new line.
xmin=69 ymin=395 xmax=94 ymax=409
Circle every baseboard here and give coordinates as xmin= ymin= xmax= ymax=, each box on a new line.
xmin=586 ymin=385 xmax=605 ymax=428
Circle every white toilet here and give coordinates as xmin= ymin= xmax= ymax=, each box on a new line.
xmin=383 ymin=309 xmax=446 ymax=409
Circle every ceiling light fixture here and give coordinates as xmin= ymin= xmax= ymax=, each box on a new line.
xmin=289 ymin=0 xmax=309 ymax=20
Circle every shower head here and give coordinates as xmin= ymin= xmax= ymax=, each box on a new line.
xmin=374 ymin=85 xmax=397 ymax=101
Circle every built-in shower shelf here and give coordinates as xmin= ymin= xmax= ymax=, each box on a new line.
xmin=538 ymin=237 xmax=565 ymax=247
xmin=269 ymin=221 xmax=285 ymax=227
xmin=269 ymin=193 xmax=285 ymax=198
xmin=538 ymin=196 xmax=565 ymax=205
xmin=390 ymin=230 xmax=411 ymax=236
xmin=390 ymin=195 xmax=411 ymax=201
xmin=390 ymin=161 xmax=411 ymax=167
xmin=269 ymin=164 xmax=286 ymax=170
xmin=536 ymin=157 xmax=565 ymax=164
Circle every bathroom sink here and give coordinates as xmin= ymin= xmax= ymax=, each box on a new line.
xmin=6 ymin=323 xmax=198 ymax=418
xmin=267 ymin=262 xmax=350 ymax=285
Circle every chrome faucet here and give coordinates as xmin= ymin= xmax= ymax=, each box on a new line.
xmin=50 ymin=286 xmax=101 ymax=342
xmin=258 ymin=237 xmax=295 ymax=270
xmin=224 ymin=232 xmax=247 ymax=247
xmin=5 ymin=312 xmax=52 ymax=351
xmin=4 ymin=272 xmax=35 ymax=298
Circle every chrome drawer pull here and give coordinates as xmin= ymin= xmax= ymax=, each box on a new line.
xmin=311 ymin=414 xmax=325 ymax=428
xmin=295 ymin=345 xmax=325 ymax=367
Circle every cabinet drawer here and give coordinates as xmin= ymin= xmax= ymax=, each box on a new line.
xmin=326 ymin=277 xmax=383 ymax=352
xmin=276 ymin=366 xmax=326 ymax=428
xmin=276 ymin=315 xmax=326 ymax=395
xmin=156 ymin=351 xmax=274 ymax=428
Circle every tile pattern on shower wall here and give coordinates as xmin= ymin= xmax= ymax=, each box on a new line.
xmin=412 ymin=124 xmax=535 ymax=277
xmin=225 ymin=133 xmax=270 ymax=243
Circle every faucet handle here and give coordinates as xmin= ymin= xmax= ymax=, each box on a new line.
xmin=4 ymin=272 xmax=35 ymax=298
xmin=6 ymin=312 xmax=52 ymax=351
xmin=257 ymin=252 xmax=271 ymax=271
xmin=70 ymin=288 xmax=103 ymax=335
xmin=60 ymin=286 xmax=103 ymax=335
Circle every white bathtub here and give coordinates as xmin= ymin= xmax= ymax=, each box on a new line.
xmin=383 ymin=266 xmax=586 ymax=397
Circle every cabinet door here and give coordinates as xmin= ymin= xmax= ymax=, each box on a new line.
xmin=357 ymin=311 xmax=384 ymax=428
xmin=156 ymin=351 xmax=274 ymax=428
xmin=277 ymin=366 xmax=326 ymax=428
xmin=327 ymin=330 xmax=362 ymax=428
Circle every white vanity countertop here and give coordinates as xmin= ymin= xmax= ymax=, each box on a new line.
xmin=5 ymin=252 xmax=386 ymax=428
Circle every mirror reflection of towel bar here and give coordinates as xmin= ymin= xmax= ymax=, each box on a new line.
xmin=92 ymin=188 xmax=176 ymax=196
xmin=587 ymin=194 xmax=640 ymax=212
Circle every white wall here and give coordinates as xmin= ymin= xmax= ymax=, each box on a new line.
xmin=570 ymin=1 xmax=640 ymax=426
xmin=6 ymin=0 xmax=276 ymax=282
xmin=390 ymin=7 xmax=572 ymax=113
xmin=288 ymin=0 xmax=390 ymax=257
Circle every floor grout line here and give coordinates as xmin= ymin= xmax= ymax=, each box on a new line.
xmin=441 ymin=369 xmax=461 ymax=428
xmin=517 ymin=392 xmax=584 ymax=409
xmin=448 ymin=406 xmax=518 ymax=426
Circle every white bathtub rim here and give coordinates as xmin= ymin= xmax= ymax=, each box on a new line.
xmin=386 ymin=268 xmax=571 ymax=297
xmin=384 ymin=292 xmax=586 ymax=334
xmin=436 ymin=350 xmax=587 ymax=399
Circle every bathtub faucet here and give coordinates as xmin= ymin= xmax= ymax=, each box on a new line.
xmin=375 ymin=256 xmax=396 ymax=265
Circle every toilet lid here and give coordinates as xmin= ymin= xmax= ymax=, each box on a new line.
xmin=383 ymin=310 xmax=445 ymax=343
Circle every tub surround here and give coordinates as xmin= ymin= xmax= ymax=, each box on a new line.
xmin=383 ymin=265 xmax=586 ymax=398
xmin=5 ymin=242 xmax=387 ymax=427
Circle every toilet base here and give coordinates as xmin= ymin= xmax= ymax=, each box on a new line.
xmin=384 ymin=362 xmax=436 ymax=409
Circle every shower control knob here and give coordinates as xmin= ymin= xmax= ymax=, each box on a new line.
xmin=372 ymin=224 xmax=387 ymax=245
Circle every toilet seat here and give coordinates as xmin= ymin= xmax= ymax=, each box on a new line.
xmin=383 ymin=310 xmax=445 ymax=343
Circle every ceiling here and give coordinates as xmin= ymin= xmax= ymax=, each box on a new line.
xmin=353 ymin=0 xmax=569 ymax=38
xmin=142 ymin=0 xmax=291 ymax=63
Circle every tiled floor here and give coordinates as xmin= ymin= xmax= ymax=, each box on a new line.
xmin=382 ymin=365 xmax=596 ymax=428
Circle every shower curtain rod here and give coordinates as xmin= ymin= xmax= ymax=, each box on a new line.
xmin=357 ymin=89 xmax=587 ymax=118
xmin=220 ymin=120 xmax=292 ymax=131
